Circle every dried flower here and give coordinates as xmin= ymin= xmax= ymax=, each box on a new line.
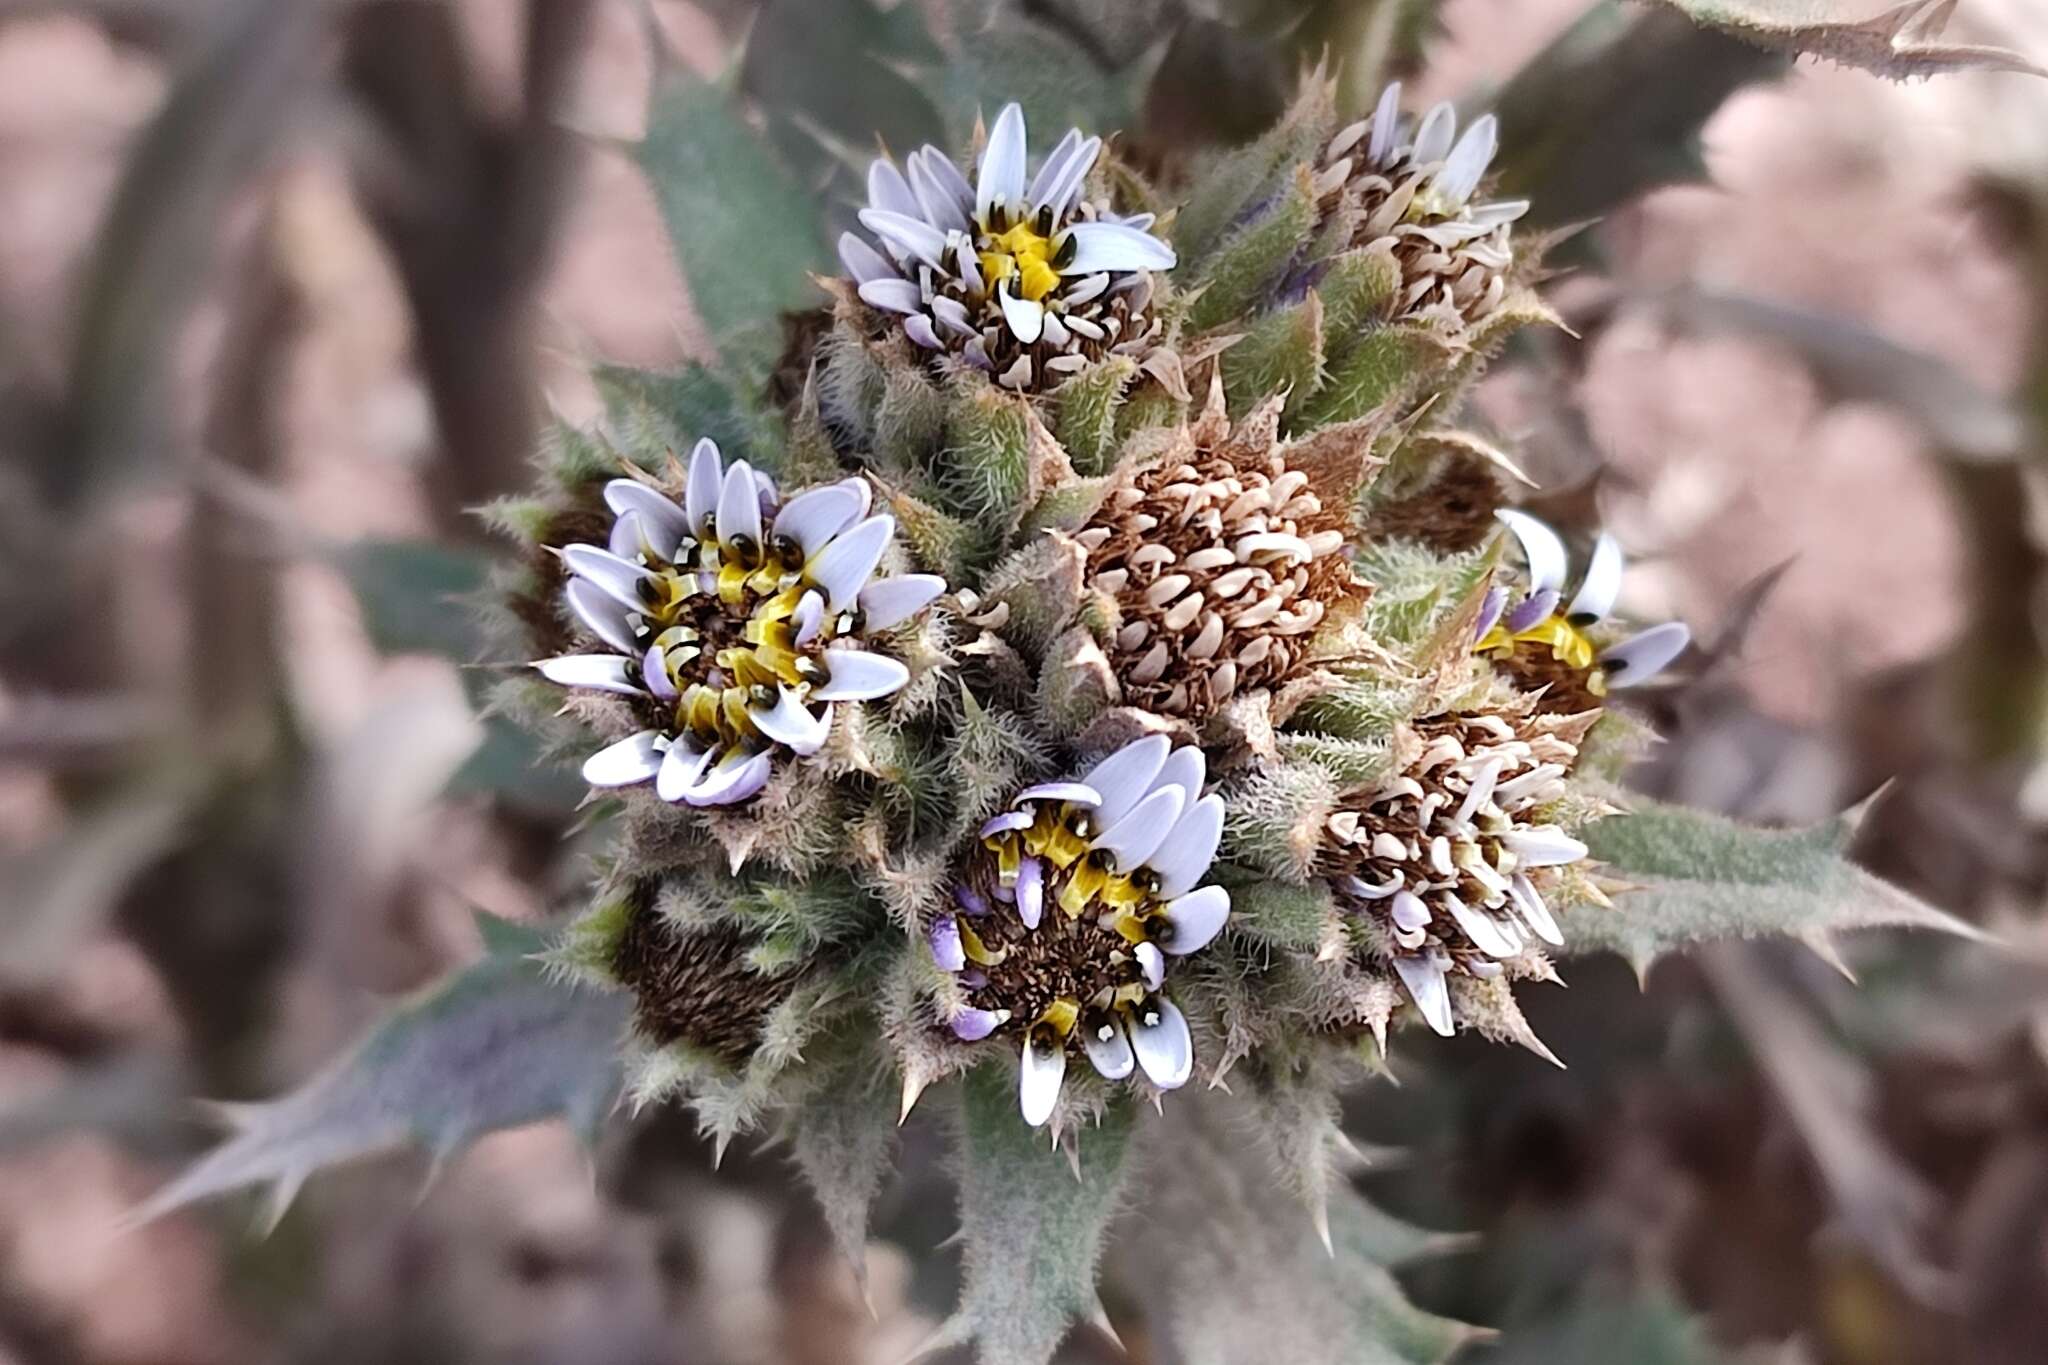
xmin=1318 ymin=82 xmax=1528 ymax=331
xmin=1479 ymin=511 xmax=1691 ymax=713
xmin=840 ymin=102 xmax=1176 ymax=392
xmin=932 ymin=735 xmax=1230 ymax=1126
xmin=535 ymin=438 xmax=944 ymax=805
xmin=614 ymin=901 xmax=794 ymax=1064
xmin=1323 ymin=706 xmax=1592 ymax=1036
xmin=1074 ymin=402 xmax=1363 ymax=720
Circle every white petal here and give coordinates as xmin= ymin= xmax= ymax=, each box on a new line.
xmin=1159 ymin=885 xmax=1230 ymax=956
xmin=1025 ymin=128 xmax=1081 ymax=208
xmin=750 ymin=686 xmax=832 ymax=755
xmin=1469 ymin=198 xmax=1531 ymax=227
xmin=1019 ymin=1034 xmax=1065 ymax=1127
xmin=1567 ymin=533 xmax=1625 ymax=624
xmin=977 ymin=102 xmax=1028 ymax=221
xmin=859 ymin=573 xmax=946 ymax=630
xmin=1015 ymin=855 xmax=1044 ymax=929
xmin=1495 ymin=509 xmax=1568 ymax=595
xmin=581 ymin=731 xmax=662 ymax=787
xmin=1015 ymin=782 xmax=1100 ymax=810
xmin=865 ymin=156 xmax=920 ymax=220
xmin=684 ymin=749 xmax=773 ymax=807
xmin=1080 ymin=734 xmax=1171 ymax=829
xmin=811 ymin=649 xmax=910 ymax=702
xmin=998 ymin=283 xmax=1044 ymax=344
xmin=1431 ymin=112 xmax=1497 ymax=209
xmin=608 ymin=508 xmax=648 ymax=560
xmin=1392 ymin=954 xmax=1455 ymax=1036
xmin=1082 ymin=1014 xmax=1135 ymax=1080
xmin=655 ymin=740 xmax=713 ymax=802
xmin=1509 ymin=873 xmax=1565 ymax=947
xmin=1445 ymin=892 xmax=1519 ymax=959
xmin=686 ymin=437 xmax=723 ymax=536
xmin=641 ymin=642 xmax=678 ymax=699
xmin=981 ymin=810 xmax=1034 ymax=838
xmin=563 ymin=544 xmax=653 ymax=611
xmin=1034 ymin=132 xmax=1100 ymax=218
xmin=791 ymin=589 xmax=826 ymax=647
xmin=773 ymin=483 xmax=865 ymax=559
xmin=1411 ymin=101 xmax=1457 ymax=165
xmin=838 ymin=230 xmax=893 ymax=284
xmin=857 ymin=208 xmax=948 ymax=270
xmin=1601 ymin=622 xmax=1691 ymax=687
xmin=906 ymin=148 xmax=969 ymax=233
xmin=1149 ymin=744 xmax=1207 ymax=806
xmin=1090 ymin=785 xmax=1185 ymax=873
xmin=919 ymin=144 xmax=975 ymax=214
xmin=1135 ymin=942 xmax=1165 ymax=992
xmin=603 ymin=480 xmax=690 ymax=546
xmin=534 ymin=654 xmax=643 ymax=696
xmin=716 ymin=458 xmax=763 ymax=549
xmin=1064 ymin=271 xmax=1109 ymax=305
xmin=1501 ymin=827 xmax=1588 ymax=867
xmin=1150 ymin=795 xmax=1224 ymax=898
xmin=1059 ymin=222 xmax=1176 ymax=275
xmin=858 ymin=277 xmax=924 ymax=315
xmin=1390 ymin=890 xmax=1432 ymax=933
xmin=1366 ymin=81 xmax=1403 ymax=164
xmin=903 ymin=314 xmax=943 ymax=350
xmin=566 ymin=579 xmax=638 ymax=654
xmin=807 ymin=514 xmax=895 ymax=612
xmin=1131 ymin=999 xmax=1193 ymax=1090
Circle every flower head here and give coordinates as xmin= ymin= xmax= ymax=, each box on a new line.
xmin=1323 ymin=707 xmax=1592 ymax=1037
xmin=535 ymin=438 xmax=944 ymax=806
xmin=1479 ymin=510 xmax=1691 ymax=712
xmin=1319 ymin=82 xmax=1528 ymax=331
xmin=840 ymin=102 xmax=1176 ymax=392
xmin=1074 ymin=401 xmax=1364 ymax=720
xmin=614 ymin=897 xmax=798 ymax=1064
xmin=931 ymin=735 xmax=1230 ymax=1126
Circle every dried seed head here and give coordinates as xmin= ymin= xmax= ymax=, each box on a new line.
xmin=1320 ymin=83 xmax=1528 ymax=334
xmin=613 ymin=900 xmax=796 ymax=1064
xmin=1319 ymin=705 xmax=1594 ymax=1035
xmin=1363 ymin=447 xmax=1504 ymax=553
xmin=1079 ymin=406 xmax=1367 ymax=720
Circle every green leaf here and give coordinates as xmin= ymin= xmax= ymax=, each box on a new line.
xmin=132 ymin=915 xmax=628 ymax=1230
xmin=592 ymin=361 xmax=769 ymax=469
xmin=637 ymin=69 xmax=830 ymax=386
xmin=1568 ymin=795 xmax=1988 ymax=976
xmin=1648 ymin=0 xmax=2046 ymax=78
xmin=952 ymin=1063 xmax=1136 ymax=1365
xmin=1186 ymin=165 xmax=1320 ymax=333
xmin=1142 ymin=1088 xmax=1479 ymax=1365
xmin=331 ymin=539 xmax=490 ymax=661
xmin=786 ymin=1031 xmax=900 ymax=1282
xmin=1491 ymin=3 xmax=1783 ymax=227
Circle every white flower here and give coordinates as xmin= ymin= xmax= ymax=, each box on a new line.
xmin=840 ymin=102 xmax=1177 ymax=393
xmin=932 ymin=735 xmax=1229 ymax=1126
xmin=534 ymin=438 xmax=944 ymax=807
xmin=1480 ymin=510 xmax=1692 ymax=696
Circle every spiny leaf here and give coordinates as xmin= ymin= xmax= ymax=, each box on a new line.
xmin=1186 ymin=164 xmax=1321 ymax=333
xmin=1567 ymin=796 xmax=1988 ymax=977
xmin=1492 ymin=4 xmax=1783 ymax=226
xmin=591 ymin=361 xmax=769 ymax=469
xmin=1142 ymin=1088 xmax=1479 ymax=1365
xmin=1222 ymin=290 xmax=1327 ymax=418
xmin=1054 ymin=354 xmax=1139 ymax=477
xmin=1648 ymin=0 xmax=2046 ymax=79
xmin=785 ymin=1030 xmax=900 ymax=1284
xmin=132 ymin=916 xmax=628 ymax=1229
xmin=954 ymin=1062 xmax=1136 ymax=1365
xmin=331 ymin=539 xmax=490 ymax=661
xmin=636 ymin=68 xmax=829 ymax=386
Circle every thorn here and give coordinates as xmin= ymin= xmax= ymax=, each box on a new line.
xmin=712 ymin=1131 xmax=731 ymax=1170
xmin=899 ymin=1069 xmax=930 ymax=1125
xmin=1311 ymin=1198 xmax=1333 ymax=1256
xmin=254 ymin=1167 xmax=306 ymax=1239
xmin=1087 ymin=1297 xmax=1127 ymax=1353
xmin=898 ymin=1314 xmax=971 ymax=1365
xmin=1839 ymin=777 xmax=1897 ymax=842
xmin=1799 ymin=929 xmax=1859 ymax=983
xmin=193 ymin=1099 xmax=264 ymax=1131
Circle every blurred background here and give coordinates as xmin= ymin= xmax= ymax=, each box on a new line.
xmin=3 ymin=0 xmax=2048 ymax=1361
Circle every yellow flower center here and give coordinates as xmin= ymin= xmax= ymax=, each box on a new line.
xmin=1477 ymin=612 xmax=1609 ymax=696
xmin=979 ymin=220 xmax=1062 ymax=302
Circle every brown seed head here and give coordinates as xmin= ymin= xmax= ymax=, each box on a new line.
xmin=613 ymin=901 xmax=796 ymax=1064
xmin=1075 ymin=406 xmax=1367 ymax=720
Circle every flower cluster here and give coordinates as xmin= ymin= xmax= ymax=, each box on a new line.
xmin=840 ymin=102 xmax=1176 ymax=392
xmin=1323 ymin=706 xmax=1593 ymax=1035
xmin=535 ymin=439 xmax=943 ymax=805
xmin=1318 ymin=82 xmax=1528 ymax=331
xmin=1074 ymin=401 xmax=1364 ymax=721
xmin=1480 ymin=510 xmax=1691 ymax=712
xmin=930 ymin=736 xmax=1230 ymax=1126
